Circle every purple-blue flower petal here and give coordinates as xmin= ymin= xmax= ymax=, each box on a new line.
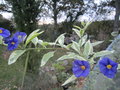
xmin=0 ymin=27 xmax=10 ymax=38
xmin=82 ymin=61 xmax=90 ymax=68
xmin=74 ymin=60 xmax=83 ymax=66
xmin=13 ymin=31 xmax=27 ymax=43
xmin=7 ymin=37 xmax=19 ymax=51
xmin=73 ymin=69 xmax=83 ymax=77
xmin=104 ymin=70 xmax=115 ymax=78
xmin=72 ymin=60 xmax=90 ymax=78
xmin=99 ymin=57 xmax=118 ymax=78
xmin=80 ymin=68 xmax=90 ymax=77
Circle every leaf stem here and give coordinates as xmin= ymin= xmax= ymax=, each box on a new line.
xmin=26 ymin=47 xmax=67 ymax=51
xmin=21 ymin=51 xmax=30 ymax=88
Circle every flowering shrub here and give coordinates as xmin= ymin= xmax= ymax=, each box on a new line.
xmin=0 ymin=22 xmax=120 ymax=88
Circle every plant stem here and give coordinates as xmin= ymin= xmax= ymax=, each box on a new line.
xmin=26 ymin=47 xmax=67 ymax=51
xmin=21 ymin=51 xmax=30 ymax=88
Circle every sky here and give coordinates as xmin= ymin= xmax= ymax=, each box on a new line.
xmin=0 ymin=0 xmax=115 ymax=24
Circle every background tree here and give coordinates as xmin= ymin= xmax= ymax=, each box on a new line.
xmin=5 ymin=0 xmax=42 ymax=34
xmin=114 ymin=0 xmax=120 ymax=32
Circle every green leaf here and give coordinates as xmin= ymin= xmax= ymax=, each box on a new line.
xmin=81 ymin=22 xmax=86 ymax=26
xmin=25 ymin=29 xmax=44 ymax=46
xmin=80 ymin=29 xmax=85 ymax=37
xmin=8 ymin=50 xmax=26 ymax=65
xmin=117 ymin=64 xmax=120 ymax=70
xmin=83 ymin=40 xmax=93 ymax=57
xmin=111 ymin=31 xmax=119 ymax=37
xmin=57 ymin=52 xmax=86 ymax=61
xmin=72 ymin=28 xmax=81 ymax=37
xmin=38 ymin=40 xmax=50 ymax=47
xmin=92 ymin=41 xmax=104 ymax=47
xmin=71 ymin=41 xmax=80 ymax=54
xmin=79 ymin=35 xmax=88 ymax=46
xmin=31 ymin=37 xmax=38 ymax=46
xmin=83 ymin=22 xmax=92 ymax=31
xmin=55 ymin=33 xmax=65 ymax=45
xmin=0 ymin=36 xmax=3 ymax=44
xmin=66 ymin=44 xmax=72 ymax=49
xmin=89 ymin=57 xmax=95 ymax=64
xmin=41 ymin=51 xmax=55 ymax=67
xmin=93 ymin=50 xmax=114 ymax=58
xmin=62 ymin=75 xmax=77 ymax=86
xmin=73 ymin=25 xmax=81 ymax=30
xmin=38 ymin=40 xmax=43 ymax=44
xmin=41 ymin=42 xmax=49 ymax=47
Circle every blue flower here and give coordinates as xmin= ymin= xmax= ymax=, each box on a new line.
xmin=3 ymin=37 xmax=11 ymax=44
xmin=13 ymin=31 xmax=27 ymax=43
xmin=0 ymin=27 xmax=10 ymax=38
xmin=72 ymin=60 xmax=90 ymax=77
xmin=99 ymin=57 xmax=118 ymax=78
xmin=7 ymin=37 xmax=19 ymax=51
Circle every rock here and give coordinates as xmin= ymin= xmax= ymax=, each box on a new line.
xmin=83 ymin=35 xmax=120 ymax=90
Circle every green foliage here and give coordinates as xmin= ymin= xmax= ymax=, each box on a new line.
xmin=57 ymin=52 xmax=85 ymax=61
xmin=71 ymin=41 xmax=81 ymax=54
xmin=53 ymin=63 xmax=65 ymax=71
xmin=25 ymin=29 xmax=44 ymax=47
xmin=0 ymin=36 xmax=3 ymax=44
xmin=92 ymin=41 xmax=104 ymax=47
xmin=83 ymin=40 xmax=93 ymax=58
xmin=56 ymin=22 xmax=114 ymax=86
xmin=118 ymin=64 xmax=120 ymax=70
xmin=4 ymin=21 xmax=114 ymax=88
xmin=8 ymin=50 xmax=26 ymax=65
xmin=31 ymin=37 xmax=39 ymax=46
xmin=5 ymin=0 xmax=41 ymax=34
xmin=62 ymin=75 xmax=77 ymax=86
xmin=93 ymin=50 xmax=114 ymax=58
xmin=41 ymin=51 xmax=55 ymax=67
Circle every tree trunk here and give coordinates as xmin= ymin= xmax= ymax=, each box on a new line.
xmin=52 ymin=0 xmax=58 ymax=41
xmin=114 ymin=0 xmax=120 ymax=32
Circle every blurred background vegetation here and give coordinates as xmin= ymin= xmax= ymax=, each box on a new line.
xmin=0 ymin=0 xmax=120 ymax=90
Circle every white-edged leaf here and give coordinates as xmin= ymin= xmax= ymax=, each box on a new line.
xmin=41 ymin=51 xmax=55 ymax=67
xmin=62 ymin=75 xmax=77 ymax=86
xmin=83 ymin=40 xmax=93 ymax=57
xmin=31 ymin=37 xmax=38 ymax=46
xmin=0 ymin=36 xmax=3 ymax=44
xmin=72 ymin=28 xmax=81 ymax=37
xmin=79 ymin=35 xmax=88 ymax=46
xmin=117 ymin=64 xmax=120 ymax=70
xmin=73 ymin=25 xmax=81 ymax=30
xmin=25 ymin=29 xmax=44 ymax=46
xmin=81 ymin=22 xmax=86 ymax=26
xmin=94 ymin=50 xmax=114 ymax=58
xmin=55 ymin=33 xmax=65 ymax=45
xmin=92 ymin=41 xmax=104 ymax=47
xmin=83 ymin=22 xmax=92 ymax=31
xmin=111 ymin=31 xmax=119 ymax=37
xmin=8 ymin=50 xmax=26 ymax=65
xmin=80 ymin=29 xmax=85 ymax=37
xmin=41 ymin=42 xmax=49 ymax=48
xmin=57 ymin=52 xmax=86 ymax=61
xmin=71 ymin=41 xmax=80 ymax=54
xmin=38 ymin=40 xmax=43 ymax=44
xmin=38 ymin=40 xmax=50 ymax=47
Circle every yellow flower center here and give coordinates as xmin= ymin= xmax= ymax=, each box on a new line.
xmin=107 ymin=65 xmax=112 ymax=69
xmin=18 ymin=35 xmax=22 ymax=39
xmin=0 ymin=29 xmax=3 ymax=33
xmin=80 ymin=65 xmax=86 ymax=70
xmin=11 ymin=42 xmax=15 ymax=45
